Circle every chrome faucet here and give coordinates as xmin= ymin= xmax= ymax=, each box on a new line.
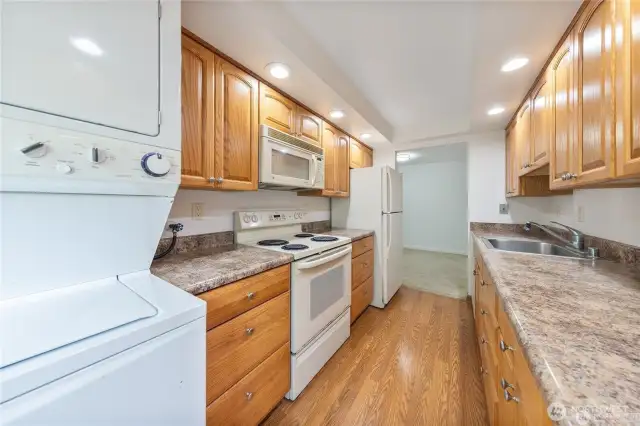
xmin=524 ymin=221 xmax=585 ymax=251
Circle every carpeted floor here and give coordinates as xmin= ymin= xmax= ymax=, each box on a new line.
xmin=401 ymin=249 xmax=469 ymax=299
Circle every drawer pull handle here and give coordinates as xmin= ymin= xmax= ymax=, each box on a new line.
xmin=499 ymin=340 xmax=514 ymax=352
xmin=480 ymin=280 xmax=486 ymax=287
xmin=245 ymin=327 xmax=254 ymax=336
xmin=501 ymin=378 xmax=514 ymax=390
xmin=504 ymin=389 xmax=519 ymax=403
xmin=481 ymin=337 xmax=487 ymax=344
xmin=246 ymin=391 xmax=253 ymax=400
xmin=247 ymin=292 xmax=255 ymax=300
xmin=480 ymin=309 xmax=488 ymax=315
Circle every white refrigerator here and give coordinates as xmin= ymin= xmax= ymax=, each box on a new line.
xmin=332 ymin=166 xmax=403 ymax=308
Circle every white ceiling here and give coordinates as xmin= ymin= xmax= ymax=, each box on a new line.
xmin=183 ymin=1 xmax=580 ymax=147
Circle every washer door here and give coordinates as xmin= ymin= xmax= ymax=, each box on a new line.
xmin=1 ymin=1 xmax=160 ymax=135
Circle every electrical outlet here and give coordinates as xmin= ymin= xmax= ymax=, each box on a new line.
xmin=577 ymin=205 xmax=585 ymax=223
xmin=499 ymin=203 xmax=509 ymax=214
xmin=192 ymin=203 xmax=204 ymax=219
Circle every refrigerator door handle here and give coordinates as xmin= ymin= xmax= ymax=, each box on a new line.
xmin=385 ymin=169 xmax=391 ymax=213
xmin=385 ymin=214 xmax=392 ymax=253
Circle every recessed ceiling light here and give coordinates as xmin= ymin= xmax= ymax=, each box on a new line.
xmin=329 ymin=110 xmax=345 ymax=119
xmin=396 ymin=152 xmax=411 ymax=162
xmin=501 ymin=57 xmax=529 ymax=72
xmin=70 ymin=37 xmax=103 ymax=57
xmin=487 ymin=106 xmax=505 ymax=116
xmin=265 ymin=62 xmax=290 ymax=79
xmin=360 ymin=133 xmax=372 ymax=140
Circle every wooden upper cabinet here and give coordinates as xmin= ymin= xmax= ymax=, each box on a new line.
xmin=615 ymin=0 xmax=640 ymax=178
xmin=530 ymin=77 xmax=551 ymax=169
xmin=180 ymin=35 xmax=215 ymax=188
xmin=574 ymin=0 xmax=615 ymax=185
xmin=350 ymin=139 xmax=363 ymax=168
xmin=362 ymin=146 xmax=373 ymax=167
xmin=295 ymin=106 xmax=323 ymax=146
xmin=550 ymin=39 xmax=575 ymax=189
xmin=516 ymin=102 xmax=532 ymax=176
xmin=322 ymin=123 xmax=338 ymax=192
xmin=213 ymin=57 xmax=259 ymax=191
xmin=259 ymin=83 xmax=295 ymax=134
xmin=506 ymin=125 xmax=520 ymax=197
xmin=336 ymin=133 xmax=350 ymax=195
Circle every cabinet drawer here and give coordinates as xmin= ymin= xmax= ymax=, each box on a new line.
xmin=352 ymin=236 xmax=373 ymax=258
xmin=199 ymin=265 xmax=290 ymax=330
xmin=206 ymin=292 xmax=290 ymax=405
xmin=351 ymin=249 xmax=374 ymax=290
xmin=206 ymin=343 xmax=290 ymax=426
xmin=350 ymin=276 xmax=373 ymax=324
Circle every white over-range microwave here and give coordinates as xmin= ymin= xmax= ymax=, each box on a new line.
xmin=259 ymin=125 xmax=324 ymax=190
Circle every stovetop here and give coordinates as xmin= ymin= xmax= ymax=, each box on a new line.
xmin=245 ymin=232 xmax=351 ymax=260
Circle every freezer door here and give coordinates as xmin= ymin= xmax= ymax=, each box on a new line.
xmin=382 ymin=213 xmax=403 ymax=305
xmin=382 ymin=166 xmax=403 ymax=213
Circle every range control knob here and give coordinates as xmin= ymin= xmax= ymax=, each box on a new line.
xmin=294 ymin=212 xmax=301 ymax=219
xmin=243 ymin=215 xmax=251 ymax=224
xmin=21 ymin=141 xmax=48 ymax=158
xmin=251 ymin=214 xmax=259 ymax=223
xmin=141 ymin=152 xmax=171 ymax=177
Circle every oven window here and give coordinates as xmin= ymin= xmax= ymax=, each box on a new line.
xmin=310 ymin=266 xmax=345 ymax=320
xmin=272 ymin=149 xmax=310 ymax=180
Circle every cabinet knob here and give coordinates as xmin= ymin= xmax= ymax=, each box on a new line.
xmin=473 ymin=269 xmax=478 ymax=276
xmin=216 ymin=177 xmax=224 ymax=183
xmin=247 ymin=292 xmax=255 ymax=300
xmin=480 ymin=309 xmax=488 ymax=316
xmin=480 ymin=366 xmax=487 ymax=375
xmin=481 ymin=337 xmax=487 ymax=344
xmin=499 ymin=339 xmax=514 ymax=352
xmin=480 ymin=280 xmax=487 ymax=287
xmin=569 ymin=173 xmax=577 ymax=180
xmin=208 ymin=177 xmax=216 ymax=183
xmin=504 ymin=389 xmax=519 ymax=403
xmin=501 ymin=378 xmax=515 ymax=390
xmin=246 ymin=391 xmax=253 ymax=400
xmin=245 ymin=327 xmax=255 ymax=336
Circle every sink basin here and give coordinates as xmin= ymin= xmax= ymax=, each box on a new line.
xmin=483 ymin=238 xmax=583 ymax=258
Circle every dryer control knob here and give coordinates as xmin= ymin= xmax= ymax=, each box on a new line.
xmin=141 ymin=152 xmax=171 ymax=177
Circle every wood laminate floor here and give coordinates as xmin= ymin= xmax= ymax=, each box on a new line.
xmin=263 ymin=286 xmax=488 ymax=426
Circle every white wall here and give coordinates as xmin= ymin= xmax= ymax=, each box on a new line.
xmin=163 ymin=189 xmax=330 ymax=237
xmin=397 ymin=145 xmax=468 ymax=254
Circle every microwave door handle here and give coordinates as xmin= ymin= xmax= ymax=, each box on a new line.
xmin=297 ymin=246 xmax=352 ymax=270
xmin=310 ymin=156 xmax=317 ymax=187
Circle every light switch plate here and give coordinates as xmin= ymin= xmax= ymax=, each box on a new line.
xmin=499 ymin=203 xmax=509 ymax=214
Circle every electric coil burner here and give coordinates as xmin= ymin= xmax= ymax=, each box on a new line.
xmin=294 ymin=233 xmax=314 ymax=238
xmin=282 ymin=244 xmax=309 ymax=251
xmin=310 ymin=236 xmax=339 ymax=242
xmin=258 ymin=239 xmax=289 ymax=246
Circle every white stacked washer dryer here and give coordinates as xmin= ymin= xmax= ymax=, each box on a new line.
xmin=0 ymin=2 xmax=206 ymax=425
xmin=235 ymin=211 xmax=352 ymax=400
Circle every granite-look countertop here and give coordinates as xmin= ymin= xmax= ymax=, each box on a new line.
xmin=151 ymin=244 xmax=293 ymax=295
xmin=472 ymin=230 xmax=640 ymax=426
xmin=323 ymin=228 xmax=374 ymax=242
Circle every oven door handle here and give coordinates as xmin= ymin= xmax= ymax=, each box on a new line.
xmin=297 ymin=245 xmax=352 ymax=270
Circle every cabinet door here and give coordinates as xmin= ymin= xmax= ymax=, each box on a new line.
xmin=506 ymin=125 xmax=520 ymax=197
xmin=550 ymin=40 xmax=575 ymax=189
xmin=516 ymin=102 xmax=532 ymax=176
xmin=362 ymin=147 xmax=373 ymax=167
xmin=574 ymin=0 xmax=615 ymax=184
xmin=322 ymin=123 xmax=338 ymax=192
xmin=615 ymin=0 xmax=640 ymax=177
xmin=349 ymin=139 xmax=363 ymax=168
xmin=336 ymin=133 xmax=350 ymax=196
xmin=530 ymin=77 xmax=551 ymax=169
xmin=180 ymin=35 xmax=215 ymax=188
xmin=213 ymin=57 xmax=259 ymax=190
xmin=259 ymin=83 xmax=295 ymax=134
xmin=295 ymin=106 xmax=323 ymax=146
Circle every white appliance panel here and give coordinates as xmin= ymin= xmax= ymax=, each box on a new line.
xmin=382 ymin=166 xmax=403 ymax=213
xmin=291 ymin=245 xmax=352 ymax=353
xmin=382 ymin=213 xmax=404 ymax=305
xmin=1 ymin=1 xmax=160 ymax=136
xmin=0 ymin=318 xmax=205 ymax=426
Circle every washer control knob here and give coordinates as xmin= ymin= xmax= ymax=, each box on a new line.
xmin=21 ymin=141 xmax=48 ymax=158
xmin=89 ymin=147 xmax=106 ymax=164
xmin=251 ymin=214 xmax=259 ymax=223
xmin=141 ymin=152 xmax=171 ymax=177
xmin=56 ymin=163 xmax=73 ymax=174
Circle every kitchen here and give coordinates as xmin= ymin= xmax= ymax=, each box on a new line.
xmin=1 ymin=1 xmax=639 ymax=426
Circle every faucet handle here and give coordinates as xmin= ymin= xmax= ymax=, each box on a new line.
xmin=549 ymin=221 xmax=583 ymax=237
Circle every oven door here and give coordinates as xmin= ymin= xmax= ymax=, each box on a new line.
xmin=291 ymin=244 xmax=352 ymax=354
xmin=260 ymin=137 xmax=320 ymax=188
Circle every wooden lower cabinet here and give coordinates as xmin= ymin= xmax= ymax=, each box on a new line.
xmin=350 ymin=236 xmax=374 ymax=324
xmin=473 ymin=253 xmax=552 ymax=426
xmin=199 ymin=265 xmax=291 ymax=425
xmin=206 ymin=344 xmax=290 ymax=426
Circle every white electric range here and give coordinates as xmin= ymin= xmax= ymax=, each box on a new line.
xmin=235 ymin=211 xmax=352 ymax=400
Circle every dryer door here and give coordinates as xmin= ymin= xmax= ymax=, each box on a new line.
xmin=1 ymin=1 xmax=160 ymax=136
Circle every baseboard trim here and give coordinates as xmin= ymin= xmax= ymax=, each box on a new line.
xmin=404 ymin=245 xmax=468 ymax=256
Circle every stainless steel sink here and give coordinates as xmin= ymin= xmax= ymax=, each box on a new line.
xmin=482 ymin=238 xmax=584 ymax=258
